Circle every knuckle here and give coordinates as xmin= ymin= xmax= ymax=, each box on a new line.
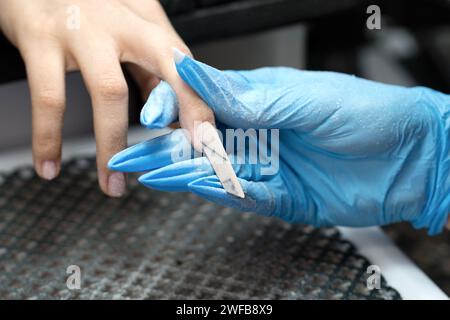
xmin=34 ymin=90 xmax=65 ymax=111
xmin=25 ymin=15 xmax=59 ymax=41
xmin=96 ymin=77 xmax=128 ymax=102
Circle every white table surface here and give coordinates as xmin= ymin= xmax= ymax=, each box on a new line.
xmin=0 ymin=127 xmax=447 ymax=300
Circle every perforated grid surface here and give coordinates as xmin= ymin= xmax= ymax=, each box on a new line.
xmin=0 ymin=157 xmax=401 ymax=299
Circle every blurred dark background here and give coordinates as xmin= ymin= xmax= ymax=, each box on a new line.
xmin=2 ymin=0 xmax=450 ymax=90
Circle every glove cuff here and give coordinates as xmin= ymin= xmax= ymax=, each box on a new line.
xmin=412 ymin=195 xmax=450 ymax=235
xmin=412 ymin=87 xmax=450 ymax=235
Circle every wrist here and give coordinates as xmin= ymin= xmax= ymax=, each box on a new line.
xmin=410 ymin=87 xmax=450 ymax=235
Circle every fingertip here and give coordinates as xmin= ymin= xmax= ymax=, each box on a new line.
xmin=137 ymin=172 xmax=152 ymax=185
xmin=107 ymin=147 xmax=137 ymax=172
xmin=106 ymin=132 xmax=182 ymax=173
xmin=138 ymin=167 xmax=165 ymax=184
xmin=36 ymin=160 xmax=60 ymax=181
xmin=138 ymin=168 xmax=176 ymax=189
xmin=179 ymin=108 xmax=215 ymax=153
xmin=140 ymin=81 xmax=178 ymax=129
xmin=97 ymin=165 xmax=127 ymax=198
xmin=140 ymin=106 xmax=164 ymax=129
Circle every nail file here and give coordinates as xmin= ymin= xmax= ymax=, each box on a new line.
xmin=197 ymin=121 xmax=245 ymax=199
xmin=173 ymin=48 xmax=244 ymax=198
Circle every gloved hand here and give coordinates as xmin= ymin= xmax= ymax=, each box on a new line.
xmin=109 ymin=53 xmax=450 ymax=235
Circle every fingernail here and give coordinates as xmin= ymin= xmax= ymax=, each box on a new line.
xmin=172 ymin=47 xmax=186 ymax=64
xmin=41 ymin=161 xmax=58 ymax=180
xmin=108 ymin=172 xmax=126 ymax=197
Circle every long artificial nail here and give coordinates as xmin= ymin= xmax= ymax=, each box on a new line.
xmin=138 ymin=158 xmax=212 ymax=185
xmin=188 ymin=177 xmax=224 ymax=195
xmin=107 ymin=172 xmax=126 ymax=197
xmin=41 ymin=160 xmax=58 ymax=180
xmin=138 ymin=170 xmax=207 ymax=192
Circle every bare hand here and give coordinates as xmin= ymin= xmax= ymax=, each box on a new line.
xmin=0 ymin=0 xmax=214 ymax=196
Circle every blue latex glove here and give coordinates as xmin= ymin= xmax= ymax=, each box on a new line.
xmin=109 ymin=54 xmax=450 ymax=235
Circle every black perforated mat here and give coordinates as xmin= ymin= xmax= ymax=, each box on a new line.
xmin=0 ymin=157 xmax=401 ymax=299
